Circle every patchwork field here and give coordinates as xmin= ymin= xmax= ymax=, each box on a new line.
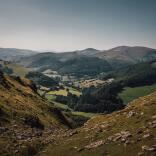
xmin=47 ymin=87 xmax=81 ymax=97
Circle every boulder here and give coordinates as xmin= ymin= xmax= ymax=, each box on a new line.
xmin=85 ymin=140 xmax=105 ymax=149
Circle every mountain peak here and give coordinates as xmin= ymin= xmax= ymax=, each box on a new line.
xmin=76 ymin=48 xmax=100 ymax=56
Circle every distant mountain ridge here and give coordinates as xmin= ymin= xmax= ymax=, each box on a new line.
xmin=1 ymin=46 xmax=156 ymax=76
xmin=96 ymin=46 xmax=156 ymax=67
xmin=75 ymin=48 xmax=101 ymax=56
xmin=0 ymin=47 xmax=38 ymax=61
xmin=19 ymin=52 xmax=112 ymax=77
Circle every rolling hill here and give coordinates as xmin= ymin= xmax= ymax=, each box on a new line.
xmin=74 ymin=48 xmax=101 ymax=56
xmin=0 ymin=60 xmax=30 ymax=77
xmin=18 ymin=52 xmax=112 ymax=77
xmin=96 ymin=46 xmax=156 ymax=68
xmin=17 ymin=46 xmax=156 ymax=76
xmin=0 ymin=48 xmax=38 ymax=61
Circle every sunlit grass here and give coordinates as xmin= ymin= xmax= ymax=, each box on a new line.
xmin=47 ymin=87 xmax=81 ymax=97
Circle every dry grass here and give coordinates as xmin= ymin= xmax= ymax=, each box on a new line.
xmin=38 ymin=91 xmax=156 ymax=156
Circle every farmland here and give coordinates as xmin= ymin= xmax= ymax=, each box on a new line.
xmin=47 ymin=87 xmax=81 ymax=97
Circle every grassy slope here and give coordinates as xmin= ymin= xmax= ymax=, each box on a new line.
xmin=0 ymin=60 xmax=30 ymax=77
xmin=51 ymin=100 xmax=97 ymax=118
xmin=119 ymin=84 xmax=156 ymax=104
xmin=48 ymin=87 xmax=81 ymax=97
xmin=0 ymin=75 xmax=69 ymax=156
xmin=38 ymin=91 xmax=156 ymax=156
xmin=0 ymin=76 xmax=62 ymax=126
xmin=45 ymin=94 xmax=97 ymax=125
xmin=7 ymin=63 xmax=30 ymax=77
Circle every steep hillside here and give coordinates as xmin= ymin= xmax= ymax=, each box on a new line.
xmin=0 ymin=71 xmax=70 ymax=156
xmin=96 ymin=46 xmax=156 ymax=68
xmin=0 ymin=60 xmax=30 ymax=77
xmin=39 ymin=91 xmax=156 ymax=156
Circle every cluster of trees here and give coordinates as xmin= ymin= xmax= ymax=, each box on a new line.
xmin=0 ymin=64 xmax=13 ymax=75
xmin=58 ymin=57 xmax=112 ymax=77
xmin=55 ymin=61 xmax=156 ymax=113
xmin=55 ymin=84 xmax=124 ymax=113
xmin=105 ymin=60 xmax=156 ymax=87
xmin=32 ymin=55 xmax=112 ymax=78
xmin=25 ymin=71 xmax=58 ymax=88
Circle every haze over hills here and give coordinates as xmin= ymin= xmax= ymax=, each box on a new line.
xmin=9 ymin=46 xmax=155 ymax=77
xmin=16 ymin=50 xmax=112 ymax=77
xmin=92 ymin=46 xmax=155 ymax=69
xmin=0 ymin=46 xmax=156 ymax=63
xmin=0 ymin=48 xmax=38 ymax=61
xmin=75 ymin=48 xmax=101 ymax=56
xmin=0 ymin=45 xmax=156 ymax=78
xmin=97 ymin=46 xmax=156 ymax=63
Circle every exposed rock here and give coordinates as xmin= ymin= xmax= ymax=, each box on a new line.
xmin=138 ymin=152 xmax=144 ymax=156
xmin=85 ymin=140 xmax=105 ymax=149
xmin=140 ymin=112 xmax=144 ymax=115
xmin=143 ymin=133 xmax=151 ymax=139
xmin=152 ymin=115 xmax=156 ymax=119
xmin=142 ymin=145 xmax=156 ymax=152
xmin=124 ymin=139 xmax=131 ymax=145
xmin=106 ymin=130 xmax=132 ymax=145
xmin=127 ymin=111 xmax=137 ymax=118
xmin=142 ymin=145 xmax=150 ymax=151
xmin=148 ymin=120 xmax=156 ymax=128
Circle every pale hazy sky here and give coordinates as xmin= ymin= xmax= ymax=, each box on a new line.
xmin=0 ymin=0 xmax=156 ymax=51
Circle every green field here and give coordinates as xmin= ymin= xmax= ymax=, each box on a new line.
xmin=119 ymin=84 xmax=156 ymax=104
xmin=45 ymin=94 xmax=56 ymax=101
xmin=72 ymin=111 xmax=97 ymax=118
xmin=46 ymin=87 xmax=96 ymax=118
xmin=47 ymin=87 xmax=81 ymax=97
xmin=48 ymin=99 xmax=97 ymax=118
xmin=52 ymin=101 xmax=72 ymax=110
xmin=7 ymin=63 xmax=30 ymax=77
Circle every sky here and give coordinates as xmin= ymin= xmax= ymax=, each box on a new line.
xmin=0 ymin=0 xmax=156 ymax=51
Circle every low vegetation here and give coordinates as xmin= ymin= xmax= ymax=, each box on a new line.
xmin=0 ymin=60 xmax=29 ymax=77
xmin=38 ymin=91 xmax=156 ymax=156
xmin=0 ymin=71 xmax=70 ymax=156
xmin=26 ymin=71 xmax=58 ymax=88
